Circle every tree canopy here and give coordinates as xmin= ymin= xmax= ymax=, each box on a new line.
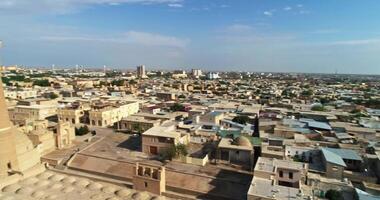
xmin=232 ymin=115 xmax=251 ymax=125
xmin=170 ymin=103 xmax=185 ymax=112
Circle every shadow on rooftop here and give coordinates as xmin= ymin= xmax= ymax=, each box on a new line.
xmin=117 ymin=135 xmax=142 ymax=151
xmin=196 ymin=168 xmax=252 ymax=200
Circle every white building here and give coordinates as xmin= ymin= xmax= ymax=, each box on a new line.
xmin=207 ymin=72 xmax=220 ymax=79
xmin=191 ymin=69 xmax=202 ymax=78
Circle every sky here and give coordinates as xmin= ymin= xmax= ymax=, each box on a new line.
xmin=0 ymin=0 xmax=380 ymax=74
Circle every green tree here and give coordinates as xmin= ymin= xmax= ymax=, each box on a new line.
xmin=319 ymin=97 xmax=331 ymax=105
xmin=111 ymin=79 xmax=125 ymax=86
xmin=232 ymin=115 xmax=251 ymax=125
xmin=75 ymin=125 xmax=90 ymax=136
xmin=49 ymin=93 xmax=59 ymax=99
xmin=170 ymin=103 xmax=185 ymax=112
xmin=129 ymin=79 xmax=137 ymax=85
xmin=178 ymin=94 xmax=186 ymax=99
xmin=301 ymin=90 xmax=313 ymax=96
xmin=325 ymin=189 xmax=343 ymax=200
xmin=160 ymin=144 xmax=188 ymax=161
xmin=176 ymin=144 xmax=188 ymax=157
xmin=311 ymin=105 xmax=326 ymax=112
xmin=160 ymin=145 xmax=177 ymax=161
xmin=33 ymin=79 xmax=50 ymax=87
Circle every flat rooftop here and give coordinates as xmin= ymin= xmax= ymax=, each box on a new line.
xmin=248 ymin=177 xmax=306 ymax=200
xmin=255 ymin=157 xmax=307 ymax=173
xmin=121 ymin=116 xmax=160 ymax=124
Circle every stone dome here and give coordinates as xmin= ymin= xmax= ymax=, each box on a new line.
xmin=34 ymin=180 xmax=50 ymax=187
xmin=15 ymin=187 xmax=33 ymax=195
xmin=150 ymin=196 xmax=166 ymax=200
xmin=233 ymin=136 xmax=252 ymax=147
xmin=101 ymin=186 xmax=117 ymax=194
xmin=106 ymin=197 xmax=120 ymax=200
xmin=31 ymin=191 xmax=45 ymax=198
xmin=61 ymin=186 xmax=74 ymax=193
xmin=115 ymin=189 xmax=131 ymax=197
xmin=74 ymin=179 xmax=90 ymax=187
xmin=61 ymin=176 xmax=76 ymax=184
xmin=37 ymin=172 xmax=54 ymax=180
xmin=23 ymin=177 xmax=39 ymax=185
xmin=131 ymin=192 xmax=150 ymax=200
xmin=49 ymin=174 xmax=65 ymax=182
xmin=2 ymin=184 xmax=21 ymax=193
xmin=87 ymin=182 xmax=103 ymax=191
xmin=0 ymin=196 xmax=14 ymax=200
xmin=48 ymin=183 xmax=63 ymax=189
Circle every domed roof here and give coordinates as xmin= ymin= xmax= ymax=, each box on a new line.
xmin=233 ymin=136 xmax=252 ymax=147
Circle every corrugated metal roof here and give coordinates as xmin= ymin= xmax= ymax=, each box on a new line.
xmin=355 ymin=188 xmax=380 ymax=200
xmin=322 ymin=147 xmax=363 ymax=167
xmin=322 ymin=148 xmax=347 ymax=167
xmin=308 ymin=121 xmax=332 ymax=130
xmin=324 ymin=147 xmax=362 ymax=161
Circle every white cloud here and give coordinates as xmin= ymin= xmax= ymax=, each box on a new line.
xmin=123 ymin=31 xmax=189 ymax=48
xmin=40 ymin=31 xmax=189 ymax=49
xmin=297 ymin=4 xmax=303 ymax=8
xmin=0 ymin=0 xmax=183 ymax=14
xmin=299 ymin=10 xmax=310 ymax=15
xmin=225 ymin=24 xmax=253 ymax=33
xmin=168 ymin=3 xmax=183 ymax=8
xmin=311 ymin=29 xmax=339 ymax=34
xmin=220 ymin=4 xmax=229 ymax=8
xmin=283 ymin=6 xmax=292 ymax=11
xmin=263 ymin=11 xmax=272 ymax=16
xmin=329 ymin=38 xmax=380 ymax=46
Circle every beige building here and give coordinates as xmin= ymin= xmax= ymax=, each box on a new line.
xmin=56 ymin=121 xmax=76 ymax=149
xmin=142 ymin=123 xmax=190 ymax=155
xmin=89 ymin=101 xmax=139 ymax=127
xmin=19 ymin=120 xmax=56 ymax=156
xmin=199 ymin=111 xmax=225 ymax=125
xmin=4 ymin=89 xmax=38 ymax=100
xmin=133 ymin=163 xmax=165 ymax=195
xmin=247 ymin=157 xmax=308 ymax=200
xmin=73 ymin=80 xmax=94 ymax=88
xmin=8 ymin=104 xmax=57 ymax=126
xmin=156 ymin=92 xmax=176 ymax=101
xmin=217 ymin=136 xmax=254 ymax=170
xmin=18 ymin=120 xmax=76 ymax=155
xmin=58 ymin=106 xmax=86 ymax=124
xmin=119 ymin=115 xmax=161 ymax=133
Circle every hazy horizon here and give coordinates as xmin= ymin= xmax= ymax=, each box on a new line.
xmin=1 ymin=0 xmax=380 ymax=75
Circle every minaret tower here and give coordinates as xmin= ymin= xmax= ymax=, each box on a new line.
xmin=0 ymin=74 xmax=19 ymax=177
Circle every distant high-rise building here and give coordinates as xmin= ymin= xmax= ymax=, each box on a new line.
xmin=207 ymin=72 xmax=220 ymax=80
xmin=137 ymin=65 xmax=147 ymax=78
xmin=191 ymin=69 xmax=202 ymax=78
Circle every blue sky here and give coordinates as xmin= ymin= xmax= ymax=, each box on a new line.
xmin=0 ymin=0 xmax=380 ymax=74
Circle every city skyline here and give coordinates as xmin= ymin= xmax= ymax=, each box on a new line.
xmin=1 ymin=0 xmax=380 ymax=74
